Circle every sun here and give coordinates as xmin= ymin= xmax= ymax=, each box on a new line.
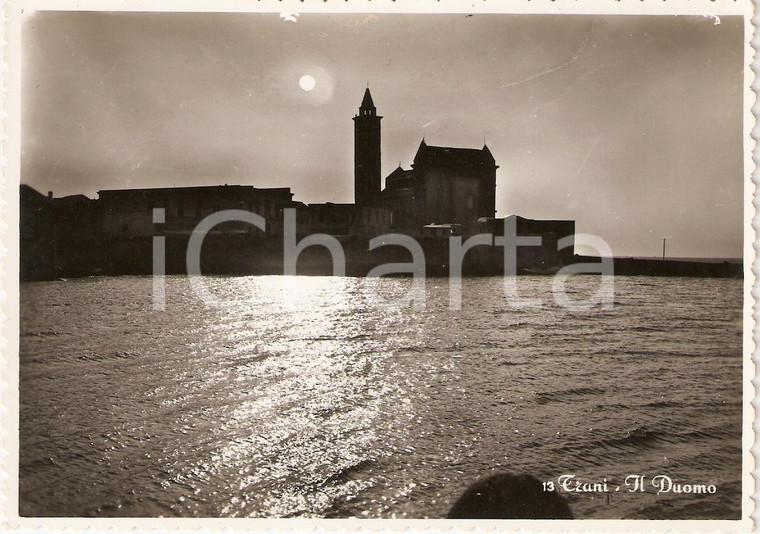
xmin=299 ymin=75 xmax=316 ymax=92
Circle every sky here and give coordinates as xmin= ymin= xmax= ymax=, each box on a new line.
xmin=22 ymin=12 xmax=745 ymax=258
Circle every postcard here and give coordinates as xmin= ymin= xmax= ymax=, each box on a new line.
xmin=2 ymin=0 xmax=755 ymax=532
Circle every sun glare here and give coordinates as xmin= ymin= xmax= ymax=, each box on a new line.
xmin=299 ymin=75 xmax=316 ymax=91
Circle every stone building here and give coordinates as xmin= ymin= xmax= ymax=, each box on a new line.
xmin=98 ymin=185 xmax=297 ymax=238
xmin=20 ymin=185 xmax=102 ymax=279
xmin=19 ymin=88 xmax=578 ymax=278
xmin=295 ymin=203 xmax=391 ymax=239
xmin=381 ymin=140 xmax=498 ymax=232
xmin=350 ymin=88 xmax=574 ymax=272
xmin=352 ymin=89 xmax=497 ymax=234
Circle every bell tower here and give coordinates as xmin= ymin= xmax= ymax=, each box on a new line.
xmin=353 ymin=88 xmax=382 ymax=206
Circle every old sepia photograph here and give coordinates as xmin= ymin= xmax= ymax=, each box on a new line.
xmin=10 ymin=3 xmax=752 ymax=527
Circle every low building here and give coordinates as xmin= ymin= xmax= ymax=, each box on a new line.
xmin=484 ymin=215 xmax=576 ymax=269
xmin=20 ymin=185 xmax=102 ymax=280
xmin=296 ymin=203 xmax=392 ymax=239
xmin=98 ymin=185 xmax=297 ymax=238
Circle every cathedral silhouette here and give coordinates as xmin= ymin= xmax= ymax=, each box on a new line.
xmin=354 ymin=88 xmax=498 ymax=233
xmin=19 ymin=86 xmax=587 ymax=278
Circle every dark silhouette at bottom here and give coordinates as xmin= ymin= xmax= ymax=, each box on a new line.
xmin=447 ymin=473 xmax=574 ymax=519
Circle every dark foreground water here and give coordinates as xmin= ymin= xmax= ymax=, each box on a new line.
xmin=19 ymin=275 xmax=743 ymax=519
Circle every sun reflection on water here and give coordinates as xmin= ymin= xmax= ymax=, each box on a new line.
xmin=187 ymin=276 xmax=422 ymax=516
xmin=19 ymin=276 xmax=744 ymax=518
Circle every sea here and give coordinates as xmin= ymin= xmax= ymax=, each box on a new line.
xmin=18 ymin=275 xmax=744 ymax=519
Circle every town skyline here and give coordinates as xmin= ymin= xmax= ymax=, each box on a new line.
xmin=22 ymin=12 xmax=744 ymax=258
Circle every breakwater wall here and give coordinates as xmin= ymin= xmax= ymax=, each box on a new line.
xmin=574 ymin=255 xmax=743 ymax=279
xmin=21 ymin=234 xmax=743 ymax=280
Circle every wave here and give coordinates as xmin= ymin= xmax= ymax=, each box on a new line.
xmin=396 ymin=346 xmax=432 ymax=354
xmin=296 ymin=334 xmax=371 ymax=342
xmin=558 ymin=423 xmax=732 ymax=457
xmin=77 ymin=350 xmax=143 ymax=362
xmin=320 ymin=458 xmax=375 ymax=487
xmin=21 ymin=330 xmax=64 ymax=338
xmin=534 ymin=386 xmax=606 ymax=404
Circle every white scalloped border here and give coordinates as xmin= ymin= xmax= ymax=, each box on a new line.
xmin=0 ymin=1 xmax=755 ymax=533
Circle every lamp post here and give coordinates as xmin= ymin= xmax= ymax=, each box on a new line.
xmin=662 ymin=237 xmax=671 ymax=260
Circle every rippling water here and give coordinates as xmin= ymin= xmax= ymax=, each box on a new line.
xmin=19 ymin=275 xmax=743 ymax=519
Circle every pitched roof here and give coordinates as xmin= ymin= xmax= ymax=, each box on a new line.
xmin=385 ymin=165 xmax=412 ymax=181
xmin=413 ymin=139 xmax=496 ymax=168
xmin=384 ymin=166 xmax=414 ymax=191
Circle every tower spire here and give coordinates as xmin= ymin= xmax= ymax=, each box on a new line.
xmin=353 ymin=88 xmax=382 ymax=206
xmin=360 ymin=88 xmax=376 ymax=114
